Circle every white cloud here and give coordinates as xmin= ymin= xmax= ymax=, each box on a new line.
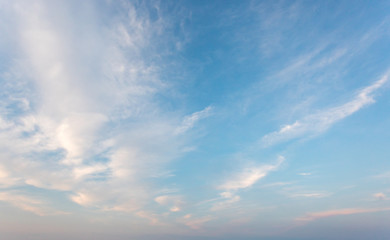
xmin=373 ymin=192 xmax=387 ymax=200
xmin=136 ymin=211 xmax=161 ymax=225
xmin=181 ymin=215 xmax=214 ymax=230
xmin=154 ymin=195 xmax=172 ymax=205
xmin=296 ymin=207 xmax=390 ymax=223
xmin=174 ymin=106 xmax=213 ymax=135
xmin=70 ymin=192 xmax=93 ymax=207
xmin=261 ymin=72 xmax=389 ymax=147
xmin=209 ymin=156 xmax=284 ymax=212
xmin=0 ymin=191 xmax=68 ymax=216
xmin=211 ymin=194 xmax=241 ymax=211
xmin=155 ymin=195 xmax=184 ymax=212
xmin=170 ymin=206 xmax=181 ymax=212
xmin=219 ymin=156 xmax=284 ymax=191
xmin=0 ymin=165 xmax=8 ymax=178
xmin=298 ymin=172 xmax=312 ymax=176
xmin=72 ymin=164 xmax=108 ymax=179
xmin=56 ymin=113 xmax=108 ymax=165
xmin=291 ymin=192 xmax=330 ymax=198
xmin=261 ymin=182 xmax=293 ymax=188
xmin=107 ymin=148 xmax=138 ymax=179
xmin=220 ymin=191 xmax=234 ymax=198
xmin=0 ymin=0 xmax=202 ymax=218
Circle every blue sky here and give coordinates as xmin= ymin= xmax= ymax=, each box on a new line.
xmin=1 ymin=0 xmax=390 ymax=239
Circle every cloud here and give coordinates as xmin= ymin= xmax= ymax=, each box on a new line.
xmin=290 ymin=192 xmax=330 ymax=198
xmin=296 ymin=207 xmax=390 ymax=223
xmin=219 ymin=156 xmax=284 ymax=191
xmin=210 ymin=193 xmax=241 ymax=211
xmin=174 ymin=106 xmax=213 ymax=135
xmin=373 ymin=192 xmax=387 ymax=200
xmin=0 ymin=0 xmax=205 ymax=218
xmin=208 ymin=156 xmax=284 ymax=212
xmin=0 ymin=191 xmax=68 ymax=216
xmin=136 ymin=211 xmax=161 ymax=225
xmin=298 ymin=172 xmax=312 ymax=176
xmin=70 ymin=192 xmax=94 ymax=207
xmin=261 ymin=72 xmax=389 ymax=147
xmin=0 ymin=1 xmax=387 ymax=235
xmin=56 ymin=113 xmax=108 ymax=165
xmin=261 ymin=182 xmax=293 ymax=188
xmin=72 ymin=164 xmax=108 ymax=180
xmin=0 ymin=165 xmax=8 ymax=178
xmin=181 ymin=215 xmax=215 ymax=230
xmin=155 ymin=195 xmax=184 ymax=212
xmin=0 ymin=164 xmax=19 ymax=187
xmin=374 ymin=171 xmax=390 ymax=179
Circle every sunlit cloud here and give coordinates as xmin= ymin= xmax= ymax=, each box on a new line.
xmin=261 ymin=72 xmax=389 ymax=147
xmin=181 ymin=215 xmax=215 ymax=230
xmin=209 ymin=156 xmax=284 ymax=211
xmin=136 ymin=211 xmax=161 ymax=225
xmin=210 ymin=194 xmax=241 ymax=211
xmin=174 ymin=106 xmax=213 ymax=135
xmin=296 ymin=207 xmax=390 ymax=223
xmin=219 ymin=156 xmax=285 ymax=191
xmin=373 ymin=192 xmax=388 ymax=200
xmin=0 ymin=1 xmax=389 ymax=239
xmin=0 ymin=0 xmax=208 ymax=218
xmin=155 ymin=195 xmax=184 ymax=212
xmin=0 ymin=191 xmax=68 ymax=216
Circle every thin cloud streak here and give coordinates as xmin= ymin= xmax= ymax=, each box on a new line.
xmin=296 ymin=207 xmax=390 ymax=223
xmin=155 ymin=195 xmax=184 ymax=212
xmin=0 ymin=191 xmax=68 ymax=216
xmin=261 ymin=72 xmax=389 ymax=147
xmin=219 ymin=156 xmax=285 ymax=191
xmin=209 ymin=156 xmax=284 ymax=212
xmin=174 ymin=106 xmax=213 ymax=135
xmin=290 ymin=192 xmax=331 ymax=198
xmin=374 ymin=171 xmax=390 ymax=179
xmin=181 ymin=215 xmax=215 ymax=230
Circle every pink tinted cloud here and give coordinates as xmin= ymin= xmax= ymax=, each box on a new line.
xmin=296 ymin=207 xmax=390 ymax=222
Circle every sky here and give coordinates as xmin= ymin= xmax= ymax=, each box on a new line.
xmin=0 ymin=0 xmax=390 ymax=239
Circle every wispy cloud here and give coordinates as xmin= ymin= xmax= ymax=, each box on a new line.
xmin=261 ymin=72 xmax=389 ymax=147
xmin=181 ymin=215 xmax=215 ymax=230
xmin=260 ymin=182 xmax=293 ymax=188
xmin=298 ymin=172 xmax=312 ymax=176
xmin=373 ymin=171 xmax=390 ymax=179
xmin=209 ymin=156 xmax=284 ymax=211
xmin=0 ymin=0 xmax=207 ymax=218
xmin=174 ymin=106 xmax=213 ymax=135
xmin=290 ymin=192 xmax=331 ymax=198
xmin=219 ymin=156 xmax=284 ymax=191
xmin=296 ymin=207 xmax=390 ymax=223
xmin=0 ymin=191 xmax=68 ymax=216
xmin=0 ymin=1 xmax=389 ymax=236
xmin=210 ymin=193 xmax=241 ymax=211
xmin=155 ymin=195 xmax=184 ymax=212
xmin=373 ymin=192 xmax=388 ymax=200
xmin=136 ymin=211 xmax=161 ymax=225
